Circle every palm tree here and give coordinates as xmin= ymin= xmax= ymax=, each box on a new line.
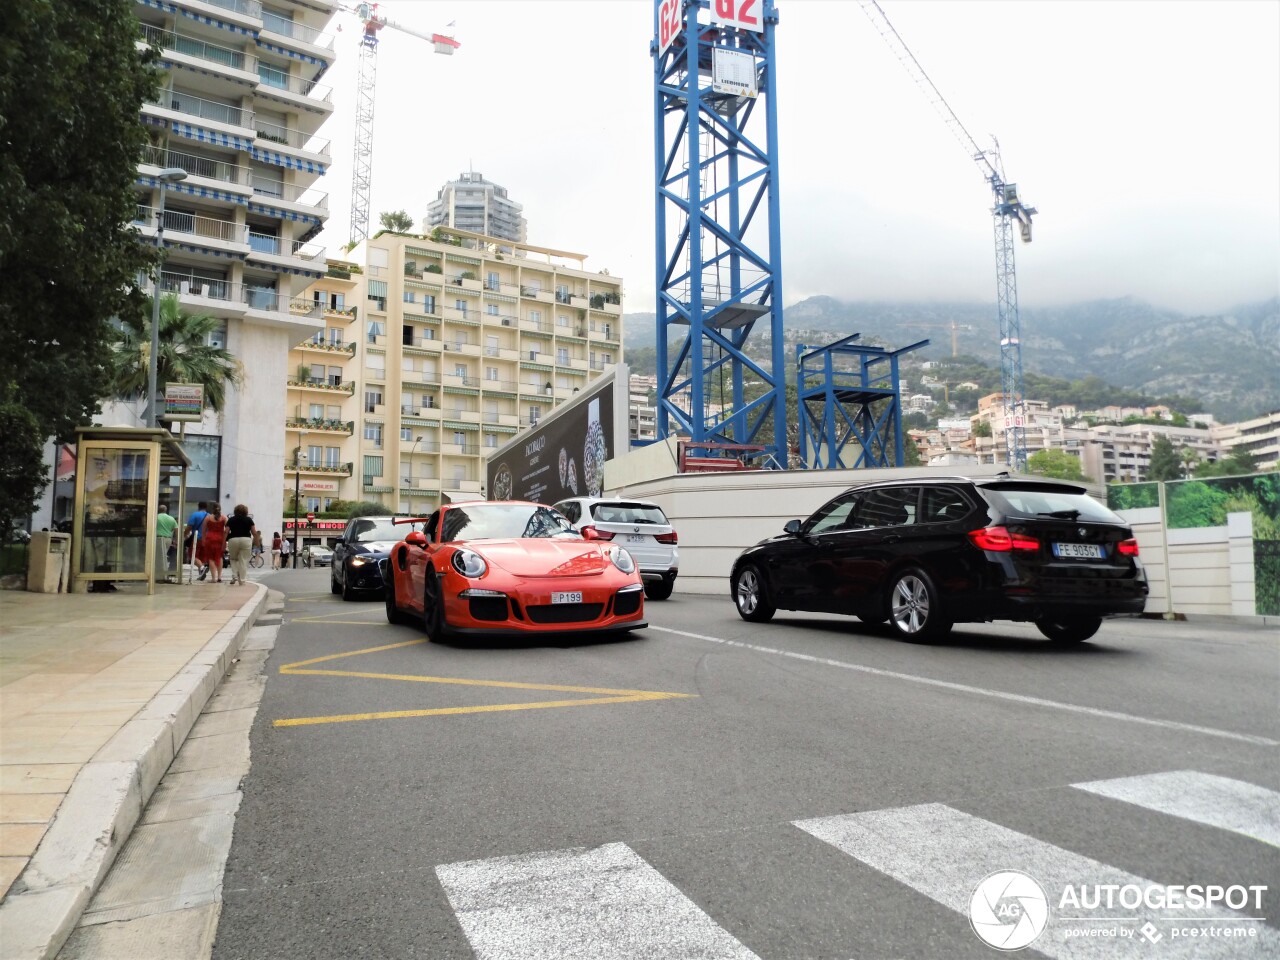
xmin=110 ymin=294 xmax=242 ymax=414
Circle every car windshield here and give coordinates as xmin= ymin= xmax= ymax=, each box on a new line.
xmin=589 ymin=503 xmax=668 ymax=525
xmin=981 ymin=484 xmax=1121 ymax=524
xmin=440 ymin=504 xmax=577 ymax=543
xmin=350 ymin=518 xmax=415 ymax=543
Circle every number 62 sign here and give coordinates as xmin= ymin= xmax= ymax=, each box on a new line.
xmin=659 ymin=0 xmax=764 ymax=57
xmin=657 ymin=0 xmax=684 ymax=55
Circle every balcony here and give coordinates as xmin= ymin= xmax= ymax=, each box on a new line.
xmin=443 ymin=478 xmax=483 ymax=493
xmin=520 ymin=285 xmax=554 ymax=304
xmin=287 ymin=376 xmax=354 ymax=395
xmin=254 ymin=119 xmax=331 ymax=164
xmin=139 ymin=22 xmax=255 ymax=80
xmin=286 ymin=416 xmax=354 ymax=435
xmin=260 ymin=10 xmax=335 ymax=55
xmin=140 ymin=144 xmax=245 ymax=190
xmin=364 ymin=402 xmax=386 ymax=416
xmin=204 ymin=0 xmax=261 ymax=16
xmin=286 ymin=461 xmax=353 ymax=477
xmin=250 ymin=176 xmax=329 ymax=218
xmin=299 ymin=337 xmax=355 ymax=355
xmin=147 ymin=90 xmax=254 ymax=136
xmin=135 ymin=205 xmax=246 ymax=257
xmin=447 ymin=275 xmax=482 ymax=293
xmin=444 ymin=409 xmax=481 ymax=423
xmin=247 ymin=230 xmax=325 ymax=274
xmin=255 ymin=63 xmax=334 ymax=113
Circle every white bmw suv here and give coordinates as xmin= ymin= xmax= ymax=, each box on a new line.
xmin=553 ymin=497 xmax=679 ymax=600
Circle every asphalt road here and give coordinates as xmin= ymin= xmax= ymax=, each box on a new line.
xmin=212 ymin=568 xmax=1279 ymax=960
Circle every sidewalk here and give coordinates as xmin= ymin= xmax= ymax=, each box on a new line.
xmin=0 ymin=577 xmax=268 ymax=960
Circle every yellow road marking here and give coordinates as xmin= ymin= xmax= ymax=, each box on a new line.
xmin=274 ymin=639 xmax=694 ymax=728
xmin=275 ymin=693 xmax=688 ymax=727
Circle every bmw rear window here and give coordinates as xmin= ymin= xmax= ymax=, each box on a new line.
xmin=979 ymin=484 xmax=1121 ymax=523
xmin=589 ymin=503 xmax=669 ymax=525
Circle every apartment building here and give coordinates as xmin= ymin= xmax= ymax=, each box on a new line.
xmin=1213 ymin=410 xmax=1280 ymax=471
xmin=326 ymin=228 xmax=623 ymax=514
xmin=135 ymin=0 xmax=335 ymax=531
xmin=629 ymin=374 xmax=658 ymax=442
xmin=284 ymin=262 xmax=361 ymax=514
xmin=425 ymin=171 xmax=527 ymax=245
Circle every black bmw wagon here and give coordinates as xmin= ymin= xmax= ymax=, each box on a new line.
xmin=730 ymin=475 xmax=1148 ymax=642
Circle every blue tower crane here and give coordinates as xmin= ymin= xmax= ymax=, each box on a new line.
xmin=859 ymin=1 xmax=1037 ymax=471
xmin=651 ymin=0 xmax=786 ymax=468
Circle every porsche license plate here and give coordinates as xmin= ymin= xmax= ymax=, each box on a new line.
xmin=551 ymin=591 xmax=582 ymax=604
xmin=1053 ymin=542 xmax=1105 ymax=559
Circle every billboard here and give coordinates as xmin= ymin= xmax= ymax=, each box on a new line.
xmin=487 ymin=370 xmax=624 ymax=504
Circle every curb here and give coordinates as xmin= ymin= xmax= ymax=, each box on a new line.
xmin=0 ymin=583 xmax=269 ymax=960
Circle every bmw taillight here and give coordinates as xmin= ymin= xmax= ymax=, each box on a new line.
xmin=967 ymin=526 xmax=1040 ymax=552
xmin=654 ymin=530 xmax=678 ymax=544
xmin=1117 ymin=538 xmax=1140 ymax=557
xmin=580 ymin=525 xmax=614 ymax=541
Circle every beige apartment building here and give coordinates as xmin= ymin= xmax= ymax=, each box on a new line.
xmin=285 ymin=228 xmax=624 ymax=520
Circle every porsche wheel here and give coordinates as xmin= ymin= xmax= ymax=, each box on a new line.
xmin=385 ymin=575 xmax=411 ymax=626
xmin=732 ymin=564 xmax=775 ymax=623
xmin=422 ymin=571 xmax=446 ymax=643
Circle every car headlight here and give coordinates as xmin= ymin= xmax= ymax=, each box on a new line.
xmin=349 ymin=556 xmax=369 ymax=567
xmin=608 ymin=546 xmax=635 ymax=574
xmin=451 ymin=549 xmax=487 ymax=578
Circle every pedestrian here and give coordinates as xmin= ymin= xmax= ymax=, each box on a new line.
xmin=185 ymin=501 xmax=209 ymax=580
xmin=201 ymin=503 xmax=227 ymax=584
xmin=226 ymin=504 xmax=258 ymax=586
xmin=154 ymin=503 xmax=178 ymax=583
xmin=271 ymin=531 xmax=283 ymax=569
xmin=280 ymin=535 xmax=292 ymax=567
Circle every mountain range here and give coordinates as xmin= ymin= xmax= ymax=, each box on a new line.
xmin=622 ymin=296 xmax=1280 ymax=422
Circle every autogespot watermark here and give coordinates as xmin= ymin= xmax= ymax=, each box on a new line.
xmin=969 ymin=873 xmax=1269 ymax=951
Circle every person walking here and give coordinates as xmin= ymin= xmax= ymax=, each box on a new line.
xmin=271 ymin=531 xmax=283 ymax=569
xmin=154 ymin=503 xmax=178 ymax=583
xmin=185 ymin=501 xmax=209 ymax=580
xmin=226 ymin=505 xmax=258 ymax=586
xmin=201 ymin=503 xmax=228 ymax=584
xmin=280 ymin=535 xmax=292 ymax=567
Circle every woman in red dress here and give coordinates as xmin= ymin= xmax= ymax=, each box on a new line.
xmin=200 ymin=503 xmax=228 ymax=583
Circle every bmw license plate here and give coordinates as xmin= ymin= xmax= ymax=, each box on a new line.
xmin=551 ymin=591 xmax=582 ymax=604
xmin=1053 ymin=542 xmax=1105 ymax=559
xmin=626 ymin=535 xmax=648 ymax=543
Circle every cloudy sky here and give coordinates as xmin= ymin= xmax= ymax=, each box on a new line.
xmin=312 ymin=0 xmax=1280 ymax=316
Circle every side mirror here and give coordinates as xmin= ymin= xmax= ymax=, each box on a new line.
xmin=784 ymin=519 xmax=803 ymax=535
xmin=406 ymin=531 xmax=427 ymax=548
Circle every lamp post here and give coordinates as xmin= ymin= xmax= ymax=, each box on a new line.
xmin=293 ymin=447 xmax=307 ymax=568
xmin=148 ymin=167 xmax=188 ymax=428
xmin=406 ymin=435 xmax=424 ymax=488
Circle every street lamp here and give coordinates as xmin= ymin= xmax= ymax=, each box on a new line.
xmin=148 ymin=167 xmax=188 ymax=428
xmin=293 ymin=446 xmax=307 ymax=568
xmin=405 ymin=435 xmax=424 ymax=487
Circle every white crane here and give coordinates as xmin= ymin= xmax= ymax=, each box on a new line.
xmin=859 ymin=1 xmax=1037 ymax=469
xmin=338 ymin=3 xmax=460 ymax=246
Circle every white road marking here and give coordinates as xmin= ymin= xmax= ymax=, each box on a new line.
xmin=435 ymin=841 xmax=761 ymax=960
xmin=1073 ymin=770 xmax=1280 ymax=847
xmin=795 ymin=804 xmax=1278 ymax=959
xmin=649 ymin=625 xmax=1280 ymax=747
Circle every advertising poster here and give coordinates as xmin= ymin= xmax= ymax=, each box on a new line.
xmin=487 ymin=377 xmax=615 ymax=504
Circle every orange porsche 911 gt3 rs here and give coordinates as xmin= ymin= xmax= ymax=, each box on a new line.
xmin=381 ymin=500 xmax=647 ymax=639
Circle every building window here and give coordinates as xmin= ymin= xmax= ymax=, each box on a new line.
xmin=325 ymin=446 xmax=340 ymax=468
xmin=403 ymin=290 xmax=416 ymax=303
xmin=484 ymin=433 xmax=497 ymax=448
xmin=363 ymin=455 xmax=383 ymax=482
xmin=556 ymin=348 xmax=569 ymax=365
xmin=423 ymin=294 xmax=436 ymax=313
xmin=400 ymin=426 xmax=412 ymax=441
xmin=308 ymin=403 xmax=324 ymax=419
xmin=486 ymin=366 xmax=498 ymax=381
xmin=364 ymin=423 xmax=383 ymax=447
xmin=307 ymin=444 xmax=323 ymax=465
xmin=486 ymin=303 xmax=499 ymax=316
xmin=558 ymin=314 xmax=570 ymax=328
xmin=453 ymin=430 xmax=465 ymax=446
xmin=305 ymin=496 xmax=322 ymax=513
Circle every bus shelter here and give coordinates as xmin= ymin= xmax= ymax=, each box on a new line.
xmin=71 ymin=426 xmax=191 ymax=594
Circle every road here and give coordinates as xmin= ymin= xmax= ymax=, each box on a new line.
xmin=114 ymin=569 xmax=1280 ymax=959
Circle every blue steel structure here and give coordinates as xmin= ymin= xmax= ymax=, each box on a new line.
xmin=859 ymin=2 xmax=1036 ymax=470
xmin=652 ymin=0 xmax=786 ymax=468
xmin=796 ymin=335 xmax=929 ymax=469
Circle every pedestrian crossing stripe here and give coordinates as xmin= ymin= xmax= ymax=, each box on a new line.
xmin=437 ymin=842 xmax=761 ymax=960
xmin=273 ymin=639 xmax=694 ymax=727
xmin=1072 ymin=770 xmax=1280 ymax=847
xmin=434 ymin=772 xmax=1279 ymax=960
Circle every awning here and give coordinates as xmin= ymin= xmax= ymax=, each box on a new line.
xmin=249 ymin=146 xmax=326 ymax=174
xmin=246 ymin=201 xmax=324 ymax=226
xmin=256 ymin=38 xmax=329 ymax=69
xmin=483 ymin=423 xmax=519 ymax=434
xmin=245 ymin=257 xmax=324 ymax=278
xmin=136 ymin=175 xmax=248 ymax=205
xmin=169 ymin=240 xmax=245 ymax=260
xmin=406 ymin=246 xmax=442 ymax=258
xmin=443 ymin=421 xmax=479 ymax=432
xmin=138 ymin=0 xmax=256 ymax=36
xmin=160 ymin=58 xmax=254 ymax=87
xmin=172 ymin=122 xmax=253 ymax=152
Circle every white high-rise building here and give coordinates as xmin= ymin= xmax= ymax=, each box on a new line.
xmin=425 ymin=172 xmax=528 ymax=245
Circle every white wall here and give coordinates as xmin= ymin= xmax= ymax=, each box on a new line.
xmin=220 ymin=321 xmax=291 ymax=537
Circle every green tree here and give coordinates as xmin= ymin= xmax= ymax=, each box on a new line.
xmin=110 ymin=295 xmax=243 ymax=413
xmin=1195 ymin=446 xmax=1257 ymax=478
xmin=1027 ymin=448 xmax=1085 ymax=481
xmin=972 ymin=419 xmax=992 ymax=438
xmin=1147 ymin=434 xmax=1182 ymax=481
xmin=380 ymin=210 xmax=415 ymax=233
xmin=0 ymin=402 xmax=47 ymax=538
xmin=0 ymin=0 xmax=159 ymax=514
xmin=903 ymin=433 xmax=923 ymax=467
